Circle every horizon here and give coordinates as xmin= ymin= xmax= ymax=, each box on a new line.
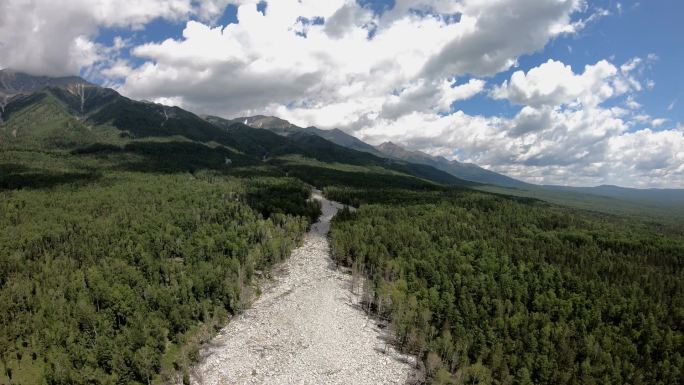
xmin=1 ymin=0 xmax=682 ymax=188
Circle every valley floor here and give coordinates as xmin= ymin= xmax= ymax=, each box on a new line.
xmin=187 ymin=191 xmax=416 ymax=385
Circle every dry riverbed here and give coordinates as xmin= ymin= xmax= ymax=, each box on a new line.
xmin=187 ymin=190 xmax=416 ymax=385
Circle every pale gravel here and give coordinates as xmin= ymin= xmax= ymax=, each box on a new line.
xmin=188 ymin=190 xmax=416 ymax=385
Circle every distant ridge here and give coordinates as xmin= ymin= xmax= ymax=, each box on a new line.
xmin=543 ymin=184 xmax=684 ymax=206
xmin=233 ymin=115 xmax=297 ymax=130
xmin=224 ymin=115 xmax=384 ymax=156
xmin=228 ymin=114 xmax=527 ymax=187
xmin=375 ymin=141 xmax=529 ymax=188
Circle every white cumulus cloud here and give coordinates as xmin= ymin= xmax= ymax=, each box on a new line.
xmin=491 ymin=59 xmax=634 ymax=108
xmin=357 ymin=56 xmax=684 ymax=187
xmin=0 ymin=0 xmax=226 ymax=76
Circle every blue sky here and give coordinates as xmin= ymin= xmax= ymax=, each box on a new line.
xmin=530 ymin=0 xmax=682 ymax=125
xmin=1 ymin=0 xmax=682 ymax=187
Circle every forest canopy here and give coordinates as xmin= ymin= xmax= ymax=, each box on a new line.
xmin=327 ymin=186 xmax=684 ymax=385
xmin=0 ymin=150 xmax=320 ymax=385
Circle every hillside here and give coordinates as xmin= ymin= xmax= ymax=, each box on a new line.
xmin=3 ymin=69 xmax=681 ymax=221
xmin=0 ymin=69 xmax=90 ymax=94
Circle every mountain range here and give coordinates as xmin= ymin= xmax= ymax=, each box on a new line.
xmin=1 ymin=69 xmax=682 ymax=220
xmin=226 ymin=111 xmax=684 ymax=216
xmin=0 ymin=69 xmax=474 ymax=190
xmin=223 ymin=115 xmax=527 ymax=188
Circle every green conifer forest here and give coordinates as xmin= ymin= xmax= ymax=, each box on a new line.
xmin=328 ymin=186 xmax=684 ymax=385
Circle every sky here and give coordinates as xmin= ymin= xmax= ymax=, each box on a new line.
xmin=0 ymin=0 xmax=682 ymax=188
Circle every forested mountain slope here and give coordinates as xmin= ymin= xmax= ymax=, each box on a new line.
xmin=0 ymin=69 xmax=91 ymax=122
xmin=224 ymin=114 xmax=523 ymax=187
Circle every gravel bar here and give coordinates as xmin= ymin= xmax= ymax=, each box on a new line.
xmin=188 ymin=190 xmax=416 ymax=385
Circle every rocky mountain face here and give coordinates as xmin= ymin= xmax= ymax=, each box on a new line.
xmin=0 ymin=69 xmax=97 ymax=121
xmin=231 ymin=115 xmax=298 ymax=131
xmin=0 ymin=69 xmax=91 ymax=95
xmin=205 ymin=115 xmax=473 ymax=186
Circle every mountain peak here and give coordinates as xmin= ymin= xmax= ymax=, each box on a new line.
xmin=0 ymin=69 xmax=92 ymax=97
xmin=377 ymin=141 xmax=415 ymax=157
xmin=233 ymin=115 xmax=297 ymax=130
xmin=378 ymin=141 xmax=402 ymax=149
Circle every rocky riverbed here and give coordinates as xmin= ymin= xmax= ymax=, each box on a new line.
xmin=187 ymin=190 xmax=416 ymax=385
